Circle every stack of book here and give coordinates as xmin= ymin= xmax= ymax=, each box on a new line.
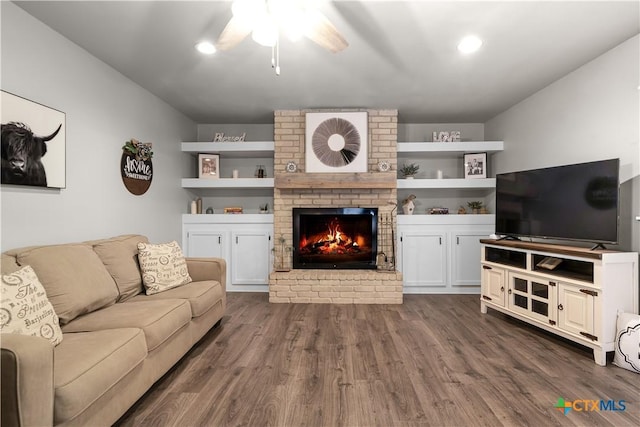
xmin=224 ymin=207 xmax=243 ymax=214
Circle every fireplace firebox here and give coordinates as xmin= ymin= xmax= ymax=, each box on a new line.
xmin=293 ymin=207 xmax=378 ymax=269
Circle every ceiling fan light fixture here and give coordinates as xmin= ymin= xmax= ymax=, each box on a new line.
xmin=252 ymin=16 xmax=278 ymax=47
xmin=458 ymin=35 xmax=483 ymax=54
xmin=232 ymin=0 xmax=264 ymax=27
xmin=270 ymin=0 xmax=305 ymax=41
xmin=195 ymin=41 xmax=216 ymax=55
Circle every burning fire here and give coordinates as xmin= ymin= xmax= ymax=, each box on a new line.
xmin=299 ymin=218 xmax=366 ymax=255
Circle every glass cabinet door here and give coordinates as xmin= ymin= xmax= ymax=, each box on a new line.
xmin=508 ymin=272 xmax=556 ymax=324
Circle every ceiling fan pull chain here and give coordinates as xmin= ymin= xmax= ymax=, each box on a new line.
xmin=271 ymin=45 xmax=275 ymax=68
xmin=275 ymin=37 xmax=281 ymax=76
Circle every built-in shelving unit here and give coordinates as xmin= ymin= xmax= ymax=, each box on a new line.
xmin=181 ymin=136 xmax=505 ymax=296
xmin=397 ymin=141 xmax=504 ymax=156
xmin=181 ymin=178 xmax=274 ymax=189
xmin=181 ymin=141 xmax=275 ymax=198
xmin=397 ymin=178 xmax=496 ymax=189
xmin=396 ymin=140 xmax=503 ymax=218
xmin=181 ymin=141 xmax=274 ymax=157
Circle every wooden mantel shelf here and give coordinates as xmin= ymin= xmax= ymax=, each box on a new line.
xmin=275 ymin=173 xmax=396 ymax=189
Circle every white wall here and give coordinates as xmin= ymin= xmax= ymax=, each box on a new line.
xmin=485 ymin=35 xmax=640 ymax=252
xmin=1 ymin=2 xmax=196 ymax=249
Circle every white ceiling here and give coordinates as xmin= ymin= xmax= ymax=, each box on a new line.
xmin=14 ymin=0 xmax=640 ymax=124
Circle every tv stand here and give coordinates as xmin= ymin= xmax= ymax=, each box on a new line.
xmin=480 ymin=239 xmax=638 ymax=366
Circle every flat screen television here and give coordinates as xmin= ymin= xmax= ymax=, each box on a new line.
xmin=495 ymin=158 xmax=619 ymax=245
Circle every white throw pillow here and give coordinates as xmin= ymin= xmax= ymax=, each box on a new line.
xmin=613 ymin=312 xmax=640 ymax=374
xmin=1 ymin=265 xmax=63 ymax=345
xmin=137 ymin=241 xmax=192 ymax=295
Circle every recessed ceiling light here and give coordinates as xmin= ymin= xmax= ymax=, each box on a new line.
xmin=458 ymin=35 xmax=482 ymax=54
xmin=196 ymin=41 xmax=216 ymax=55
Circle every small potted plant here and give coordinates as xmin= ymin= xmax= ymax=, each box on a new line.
xmin=467 ymin=201 xmax=483 ymax=214
xmin=400 ymin=163 xmax=420 ymax=179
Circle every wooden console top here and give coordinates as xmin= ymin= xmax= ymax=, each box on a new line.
xmin=479 ymin=239 xmax=620 ymax=260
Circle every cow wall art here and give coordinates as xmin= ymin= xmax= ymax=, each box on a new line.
xmin=1 ymin=91 xmax=66 ymax=189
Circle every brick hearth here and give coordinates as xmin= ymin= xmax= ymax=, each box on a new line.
xmin=269 ymin=109 xmax=403 ymax=304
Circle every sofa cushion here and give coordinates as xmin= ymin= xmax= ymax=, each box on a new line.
xmin=92 ymin=235 xmax=149 ymax=302
xmin=61 ymin=299 xmax=191 ymax=351
xmin=15 ymin=244 xmax=118 ymax=324
xmin=1 ymin=266 xmax=63 ymax=346
xmin=53 ymin=329 xmax=147 ymax=425
xmin=613 ymin=312 xmax=640 ymax=374
xmin=137 ymin=241 xmax=192 ymax=295
xmin=126 ymin=280 xmax=223 ymax=318
xmin=1 ymin=254 xmax=21 ymax=275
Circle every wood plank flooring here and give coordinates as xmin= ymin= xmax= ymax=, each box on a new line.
xmin=115 ymin=293 xmax=640 ymax=427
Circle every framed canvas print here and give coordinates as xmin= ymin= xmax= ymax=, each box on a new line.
xmin=305 ymin=111 xmax=368 ymax=173
xmin=464 ymin=152 xmax=487 ymax=179
xmin=199 ymin=154 xmax=219 ymax=179
xmin=1 ymin=90 xmax=66 ymax=188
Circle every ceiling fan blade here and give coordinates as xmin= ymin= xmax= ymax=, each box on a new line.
xmin=304 ymin=10 xmax=348 ymax=53
xmin=215 ymin=16 xmax=252 ymax=51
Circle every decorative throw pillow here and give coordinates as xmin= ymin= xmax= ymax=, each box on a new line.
xmin=613 ymin=312 xmax=640 ymax=374
xmin=137 ymin=241 xmax=192 ymax=295
xmin=1 ymin=265 xmax=63 ymax=346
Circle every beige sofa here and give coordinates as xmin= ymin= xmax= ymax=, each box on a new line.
xmin=1 ymin=234 xmax=226 ymax=427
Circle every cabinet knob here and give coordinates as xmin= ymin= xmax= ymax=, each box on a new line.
xmin=558 ymin=304 xmax=564 ymax=311
xmin=508 ymin=289 xmax=512 ymax=295
xmin=500 ymin=286 xmax=504 ymax=292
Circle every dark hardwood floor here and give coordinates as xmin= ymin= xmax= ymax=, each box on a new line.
xmin=115 ymin=293 xmax=640 ymax=427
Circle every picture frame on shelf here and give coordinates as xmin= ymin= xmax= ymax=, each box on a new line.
xmin=463 ymin=152 xmax=487 ymax=179
xmin=198 ymin=154 xmax=219 ymax=179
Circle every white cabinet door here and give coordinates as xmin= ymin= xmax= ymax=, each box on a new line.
xmin=231 ymin=229 xmax=272 ymax=285
xmin=400 ymin=231 xmax=447 ymax=289
xmin=186 ymin=230 xmax=227 ymax=258
xmin=481 ymin=265 xmax=506 ymax=307
xmin=558 ymin=283 xmax=595 ymax=338
xmin=451 ymin=232 xmax=485 ymax=287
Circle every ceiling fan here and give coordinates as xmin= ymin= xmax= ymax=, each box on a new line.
xmin=215 ymin=0 xmax=348 ymax=74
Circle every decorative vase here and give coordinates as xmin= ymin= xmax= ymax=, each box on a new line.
xmin=405 ymin=176 xmax=414 ymax=180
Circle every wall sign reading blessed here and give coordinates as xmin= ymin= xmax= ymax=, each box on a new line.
xmin=121 ymin=139 xmax=153 ymax=195
xmin=213 ymin=132 xmax=246 ymax=142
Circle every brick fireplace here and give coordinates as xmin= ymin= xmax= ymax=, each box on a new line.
xmin=269 ymin=109 xmax=403 ymax=304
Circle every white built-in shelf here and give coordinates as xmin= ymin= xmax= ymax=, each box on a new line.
xmin=182 ymin=213 xmax=274 ymax=224
xmin=397 ymin=178 xmax=496 ymax=189
xmin=397 ymin=141 xmax=504 ymax=156
xmin=398 ymin=214 xmax=495 ymax=226
xmin=181 ymin=141 xmax=274 ymax=158
xmin=181 ymin=178 xmax=274 ymax=189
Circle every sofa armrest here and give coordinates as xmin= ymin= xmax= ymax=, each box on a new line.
xmin=185 ymin=257 xmax=226 ymax=291
xmin=1 ymin=333 xmax=54 ymax=427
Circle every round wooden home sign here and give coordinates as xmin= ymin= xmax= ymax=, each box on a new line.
xmin=121 ymin=139 xmax=153 ymax=195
